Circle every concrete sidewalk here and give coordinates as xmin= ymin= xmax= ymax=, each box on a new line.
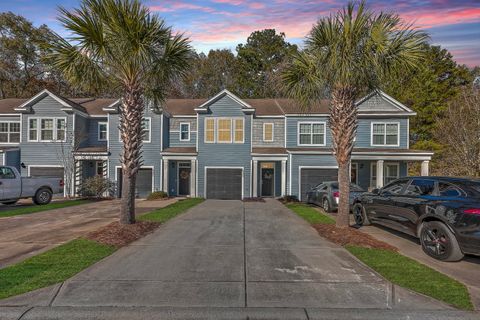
xmin=2 ymin=199 xmax=475 ymax=319
xmin=0 ymin=198 xmax=177 ymax=268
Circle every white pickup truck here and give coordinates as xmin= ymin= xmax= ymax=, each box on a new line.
xmin=0 ymin=166 xmax=64 ymax=205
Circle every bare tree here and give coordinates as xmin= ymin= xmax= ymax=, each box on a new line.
xmin=433 ymin=87 xmax=480 ymax=177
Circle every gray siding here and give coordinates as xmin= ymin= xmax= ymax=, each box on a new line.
xmin=197 ymin=95 xmax=252 ymax=198
xmin=252 ymin=118 xmax=285 ymax=147
xmin=85 ymin=117 xmax=108 ymax=147
xmin=357 ymin=93 xmax=401 ymax=112
xmin=107 ymin=107 xmax=162 ymax=192
xmin=75 ymin=115 xmax=88 ymax=147
xmin=169 ymin=117 xmax=196 ymax=147
xmin=19 ymin=95 xmax=74 ymax=176
xmin=289 ymin=154 xmax=338 ymax=197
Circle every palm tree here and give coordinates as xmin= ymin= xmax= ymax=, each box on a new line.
xmin=47 ymin=0 xmax=191 ymax=224
xmin=283 ymin=1 xmax=428 ymax=228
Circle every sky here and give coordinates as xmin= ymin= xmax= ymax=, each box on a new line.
xmin=1 ymin=0 xmax=479 ymax=67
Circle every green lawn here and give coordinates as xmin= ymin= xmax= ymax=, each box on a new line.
xmin=285 ymin=202 xmax=335 ymax=224
xmin=347 ymin=246 xmax=473 ymax=310
xmin=283 ymin=201 xmax=473 ymax=310
xmin=139 ymin=198 xmax=204 ymax=223
xmin=0 ymin=199 xmax=91 ymax=218
xmin=0 ymin=239 xmax=115 ymax=300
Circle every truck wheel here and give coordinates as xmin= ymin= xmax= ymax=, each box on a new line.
xmin=33 ymin=188 xmax=52 ymax=205
xmin=1 ymin=200 xmax=18 ymax=205
xmin=419 ymin=221 xmax=464 ymax=262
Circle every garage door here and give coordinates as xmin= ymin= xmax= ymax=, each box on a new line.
xmin=29 ymin=167 xmax=64 ymax=179
xmin=206 ymin=168 xmax=242 ymax=200
xmin=300 ymin=168 xmax=338 ymax=201
xmin=117 ymin=168 xmax=153 ymax=198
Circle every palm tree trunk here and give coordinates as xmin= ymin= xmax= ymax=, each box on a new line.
xmin=119 ymin=84 xmax=144 ymax=224
xmin=330 ymin=86 xmax=357 ymax=228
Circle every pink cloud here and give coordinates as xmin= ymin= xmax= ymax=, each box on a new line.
xmin=401 ymin=7 xmax=480 ymax=28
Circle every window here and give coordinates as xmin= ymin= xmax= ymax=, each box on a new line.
xmin=142 ymin=118 xmax=151 ymax=142
xmin=298 ymin=122 xmax=325 ymax=145
xmin=263 ymin=123 xmax=274 ymax=142
xmin=0 ymin=166 xmax=15 ymax=179
xmin=371 ymin=163 xmax=400 ymax=187
xmin=95 ymin=162 xmax=104 ymax=176
xmin=382 ymin=179 xmax=408 ymax=195
xmin=372 ymin=123 xmax=399 ymax=146
xmin=217 ymin=119 xmax=232 ymax=143
xmin=180 ymin=123 xmax=190 ymax=141
xmin=405 ymin=179 xmax=435 ymax=196
xmin=438 ymin=182 xmax=464 ymax=197
xmin=234 ymin=119 xmax=244 ymax=143
xmin=205 ymin=118 xmax=215 ymax=143
xmin=98 ymin=122 xmax=107 ymax=141
xmin=0 ymin=122 xmax=20 ymax=143
xmin=28 ymin=117 xmax=66 ymax=142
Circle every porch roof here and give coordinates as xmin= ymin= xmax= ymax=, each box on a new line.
xmin=251 ymin=147 xmax=287 ymax=155
xmin=287 ymin=147 xmax=433 ymax=161
xmin=161 ymin=147 xmax=197 ymax=155
xmin=74 ymin=146 xmax=109 ymax=154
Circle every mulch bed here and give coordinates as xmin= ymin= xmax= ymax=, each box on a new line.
xmin=86 ymin=221 xmax=160 ymax=248
xmin=312 ymin=223 xmax=398 ymax=251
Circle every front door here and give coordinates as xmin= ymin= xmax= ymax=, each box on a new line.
xmin=261 ymin=163 xmax=275 ymax=197
xmin=178 ymin=162 xmax=191 ymax=196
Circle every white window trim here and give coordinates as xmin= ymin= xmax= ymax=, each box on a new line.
xmin=370 ymin=162 xmax=400 ymax=187
xmin=118 ymin=117 xmax=151 ymax=143
xmin=0 ymin=121 xmax=21 ymax=144
xmin=297 ymin=121 xmax=326 ymax=146
xmin=233 ymin=118 xmax=245 ymax=144
xmin=204 ymin=117 xmax=216 ymax=143
xmin=263 ymin=122 xmax=274 ymax=142
xmin=27 ymin=117 xmax=67 ymax=142
xmin=371 ymin=122 xmax=400 ymax=147
xmin=179 ymin=122 xmax=190 ymax=141
xmin=98 ymin=122 xmax=108 ymax=141
xmin=216 ymin=117 xmax=233 ymax=144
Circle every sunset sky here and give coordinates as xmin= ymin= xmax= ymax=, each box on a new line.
xmin=1 ymin=0 xmax=479 ymax=67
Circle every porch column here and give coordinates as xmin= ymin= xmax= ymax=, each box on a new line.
xmin=252 ymin=160 xmax=258 ymax=197
xmin=190 ymin=159 xmax=196 ymax=197
xmin=163 ymin=159 xmax=169 ymax=194
xmin=376 ymin=160 xmax=384 ymax=188
xmin=421 ymin=160 xmax=430 ymax=176
xmin=281 ymin=160 xmax=287 ymax=196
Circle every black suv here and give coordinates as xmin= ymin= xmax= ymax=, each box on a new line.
xmin=353 ymin=177 xmax=480 ymax=261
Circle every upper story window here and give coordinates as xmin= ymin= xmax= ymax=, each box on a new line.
xmin=98 ymin=122 xmax=108 ymax=141
xmin=263 ymin=123 xmax=274 ymax=142
xmin=28 ymin=117 xmax=66 ymax=142
xmin=180 ymin=123 xmax=190 ymax=141
xmin=204 ymin=117 xmax=244 ymax=144
xmin=298 ymin=122 xmax=326 ymax=146
xmin=371 ymin=122 xmax=399 ymax=146
xmin=119 ymin=118 xmax=150 ymax=143
xmin=0 ymin=122 xmax=20 ymax=143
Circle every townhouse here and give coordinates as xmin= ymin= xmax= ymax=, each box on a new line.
xmin=0 ymin=89 xmax=433 ymax=200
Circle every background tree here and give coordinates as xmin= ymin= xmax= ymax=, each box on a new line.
xmin=282 ymin=1 xmax=428 ymax=228
xmin=236 ymin=29 xmax=298 ymax=98
xmin=47 ymin=0 xmax=191 ymax=224
xmin=433 ymin=87 xmax=480 ymax=177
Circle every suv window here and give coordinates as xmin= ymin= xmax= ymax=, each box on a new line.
xmin=405 ymin=179 xmax=436 ymax=196
xmin=0 ymin=167 xmax=15 ymax=179
xmin=438 ymin=182 xmax=464 ymax=197
xmin=382 ymin=179 xmax=408 ymax=195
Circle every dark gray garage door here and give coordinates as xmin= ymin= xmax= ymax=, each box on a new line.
xmin=117 ymin=168 xmax=153 ymax=198
xmin=29 ymin=166 xmax=64 ymax=179
xmin=300 ymin=168 xmax=338 ymax=201
xmin=206 ymin=168 xmax=242 ymax=200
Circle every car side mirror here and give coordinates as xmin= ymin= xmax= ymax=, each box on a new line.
xmin=372 ymin=188 xmax=380 ymax=195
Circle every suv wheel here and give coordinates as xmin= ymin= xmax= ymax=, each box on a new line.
xmin=419 ymin=221 xmax=464 ymax=262
xmin=353 ymin=203 xmax=370 ymax=226
xmin=33 ymin=188 xmax=52 ymax=205
xmin=322 ymin=198 xmax=332 ymax=213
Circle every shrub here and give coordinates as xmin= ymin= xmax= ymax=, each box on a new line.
xmin=146 ymin=191 xmax=169 ymax=201
xmin=79 ymin=176 xmax=115 ymax=199
xmin=280 ymin=195 xmax=299 ymax=203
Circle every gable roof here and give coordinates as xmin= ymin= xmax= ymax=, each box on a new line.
xmin=355 ymin=90 xmax=415 ymax=114
xmin=194 ymin=89 xmax=255 ymax=114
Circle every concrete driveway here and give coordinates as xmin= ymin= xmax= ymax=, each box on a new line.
xmin=2 ymin=199 xmax=477 ymax=319
xmin=0 ymin=199 xmax=177 ymax=268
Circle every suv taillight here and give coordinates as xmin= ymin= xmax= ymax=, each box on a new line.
xmin=463 ymin=209 xmax=480 ymax=215
xmin=333 ymin=191 xmax=340 ymax=198
xmin=59 ymin=179 xmax=64 ymax=187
